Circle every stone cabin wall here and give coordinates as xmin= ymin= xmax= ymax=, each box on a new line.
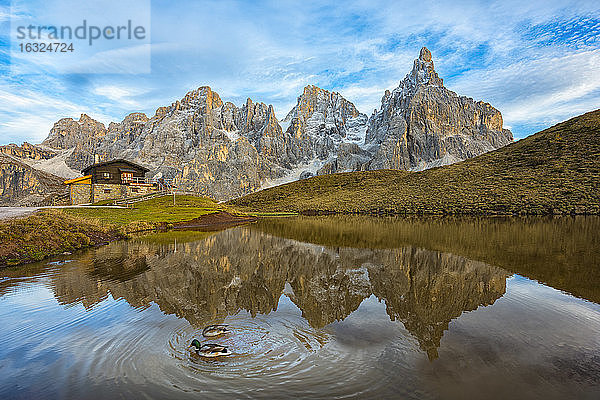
xmin=126 ymin=184 xmax=156 ymax=198
xmin=92 ymin=183 xmax=126 ymax=203
xmin=70 ymin=183 xmax=91 ymax=205
xmin=69 ymin=182 xmax=159 ymax=204
xmin=91 ymin=183 xmax=158 ymax=203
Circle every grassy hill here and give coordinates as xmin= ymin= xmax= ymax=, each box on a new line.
xmin=0 ymin=195 xmax=237 ymax=267
xmin=63 ymin=195 xmax=227 ymax=225
xmin=230 ymin=110 xmax=600 ymax=215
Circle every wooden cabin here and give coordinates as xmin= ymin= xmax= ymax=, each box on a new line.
xmin=82 ymin=159 xmax=149 ymax=185
xmin=65 ymin=159 xmax=157 ymax=204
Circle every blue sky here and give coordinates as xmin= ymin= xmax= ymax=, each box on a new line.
xmin=0 ymin=0 xmax=599 ymax=145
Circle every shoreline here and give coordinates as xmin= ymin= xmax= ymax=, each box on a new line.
xmin=4 ymin=208 xmax=594 ymax=270
xmin=296 ymin=209 xmax=600 ymax=216
xmin=170 ymin=211 xmax=258 ymax=231
xmin=0 ymin=210 xmax=260 ymax=268
xmin=2 ymin=206 xmax=599 ymax=269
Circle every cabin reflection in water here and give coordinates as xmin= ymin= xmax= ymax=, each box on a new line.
xmin=50 ymin=226 xmax=507 ymax=361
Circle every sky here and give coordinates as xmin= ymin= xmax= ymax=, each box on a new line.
xmin=0 ymin=0 xmax=599 ymax=145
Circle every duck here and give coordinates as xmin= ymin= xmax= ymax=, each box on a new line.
xmin=202 ymin=324 xmax=231 ymax=337
xmin=189 ymin=339 xmax=231 ymax=357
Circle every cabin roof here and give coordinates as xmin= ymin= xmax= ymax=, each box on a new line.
xmin=81 ymin=159 xmax=149 ymax=175
xmin=64 ymin=175 xmax=92 ymax=185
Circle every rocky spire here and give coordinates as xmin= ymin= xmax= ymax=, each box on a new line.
xmin=403 ymin=46 xmax=443 ymax=90
xmin=284 ymin=85 xmax=361 ymax=125
xmin=42 ymin=114 xmax=106 ymax=151
xmin=364 ymin=46 xmax=512 ymax=172
xmin=174 ymin=86 xmax=223 ymax=112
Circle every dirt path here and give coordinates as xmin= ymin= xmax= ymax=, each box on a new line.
xmin=0 ymin=205 xmax=129 ymax=220
xmin=171 ymin=212 xmax=258 ymax=231
xmin=0 ymin=207 xmax=39 ymax=220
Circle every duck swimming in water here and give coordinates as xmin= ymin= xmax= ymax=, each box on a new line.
xmin=202 ymin=324 xmax=230 ymax=337
xmin=189 ymin=339 xmax=231 ymax=357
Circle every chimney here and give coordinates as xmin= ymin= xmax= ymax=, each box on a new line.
xmin=94 ymin=154 xmax=100 ymax=164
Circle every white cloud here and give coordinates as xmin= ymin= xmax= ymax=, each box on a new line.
xmin=449 ymin=49 xmax=600 ymax=135
xmin=0 ymin=85 xmax=115 ymax=144
xmin=93 ymin=84 xmax=151 ymax=109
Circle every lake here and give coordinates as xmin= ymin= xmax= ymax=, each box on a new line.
xmin=1 ymin=216 xmax=599 ymax=399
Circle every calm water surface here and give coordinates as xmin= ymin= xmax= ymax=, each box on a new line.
xmin=1 ymin=216 xmax=599 ymax=399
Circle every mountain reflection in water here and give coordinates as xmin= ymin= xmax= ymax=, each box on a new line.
xmin=1 ymin=216 xmax=599 ymax=399
xmin=49 ymin=227 xmax=508 ymax=361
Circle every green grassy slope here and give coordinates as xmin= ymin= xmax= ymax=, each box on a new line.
xmin=63 ymin=195 xmax=227 ymax=225
xmin=230 ymin=110 xmax=600 ymax=215
xmin=0 ymin=210 xmax=128 ymax=266
xmin=1 ymin=195 xmax=240 ymax=267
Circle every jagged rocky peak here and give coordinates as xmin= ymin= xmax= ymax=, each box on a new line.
xmin=238 ymin=98 xmax=283 ymax=139
xmin=108 ymin=112 xmax=149 ymax=130
xmin=159 ymin=87 xmax=282 ymax=143
xmin=105 ymin=112 xmax=150 ymax=146
xmin=152 ymin=106 xmax=170 ymax=120
xmin=364 ymin=46 xmax=513 ymax=171
xmin=289 ymin=85 xmax=361 ymax=121
xmin=378 ymin=47 xmax=443 ymax=112
xmin=122 ymin=112 xmax=149 ymax=124
xmin=175 ymin=85 xmax=223 ymax=112
xmin=218 ymin=102 xmax=238 ymax=132
xmin=41 ymin=113 xmax=107 ymax=171
xmin=409 ymin=46 xmax=443 ymax=87
xmin=283 ymin=85 xmax=366 ymax=140
xmin=78 ymin=113 xmax=100 ymax=125
xmin=43 ymin=113 xmax=107 ymax=150
xmin=146 ymin=86 xmax=225 ymax=126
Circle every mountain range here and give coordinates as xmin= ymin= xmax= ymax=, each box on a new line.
xmin=230 ymin=109 xmax=600 ymax=215
xmin=1 ymin=47 xmax=512 ymax=204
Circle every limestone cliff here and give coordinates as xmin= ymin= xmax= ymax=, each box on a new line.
xmin=94 ymin=87 xmax=300 ymax=199
xmin=0 ymin=154 xmax=67 ymax=206
xmin=40 ymin=87 xmax=337 ymax=200
xmin=283 ymin=85 xmax=368 ymax=159
xmin=0 ymin=142 xmax=56 ymax=160
xmin=363 ymin=47 xmax=513 ymax=171
xmin=42 ymin=114 xmax=107 ymax=171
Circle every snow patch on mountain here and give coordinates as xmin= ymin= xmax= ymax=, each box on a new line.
xmin=279 ymin=118 xmax=292 ymax=132
xmin=261 ymin=158 xmax=325 ymax=189
xmin=342 ymin=115 xmax=369 ymax=146
xmin=224 ymin=130 xmax=241 ymax=142
xmin=410 ymin=154 xmax=463 ymax=172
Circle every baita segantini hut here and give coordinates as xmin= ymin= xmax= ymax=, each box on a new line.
xmin=64 ymin=159 xmax=161 ymax=205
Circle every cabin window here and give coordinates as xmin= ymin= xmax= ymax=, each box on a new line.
xmin=103 ymin=189 xmax=111 ymax=194
xmin=102 ymin=172 xmax=110 ymax=179
xmin=121 ymin=172 xmax=133 ymax=183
